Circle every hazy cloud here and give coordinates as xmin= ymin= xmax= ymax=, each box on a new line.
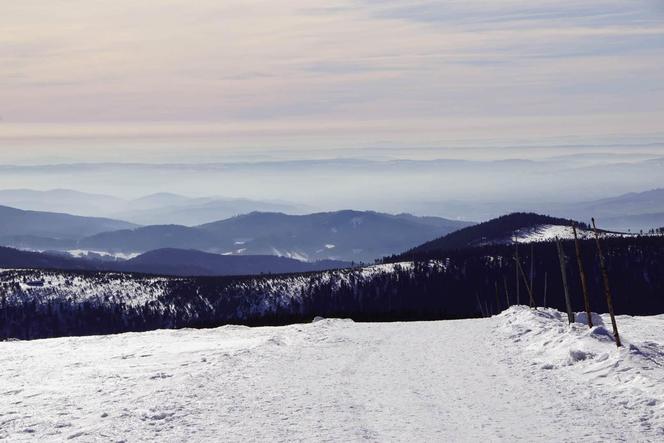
xmin=0 ymin=0 xmax=663 ymax=160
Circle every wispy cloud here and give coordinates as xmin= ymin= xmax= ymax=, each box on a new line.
xmin=0 ymin=0 xmax=663 ymax=158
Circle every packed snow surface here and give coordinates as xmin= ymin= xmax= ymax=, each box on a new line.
xmin=2 ymin=307 xmax=664 ymax=441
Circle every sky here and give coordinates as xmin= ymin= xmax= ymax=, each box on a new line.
xmin=1 ymin=0 xmax=664 ymax=163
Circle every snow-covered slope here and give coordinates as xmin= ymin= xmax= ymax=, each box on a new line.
xmin=1 ymin=307 xmax=663 ymax=441
xmin=0 ymin=261 xmax=420 ymax=309
xmin=510 ymin=224 xmax=630 ymax=243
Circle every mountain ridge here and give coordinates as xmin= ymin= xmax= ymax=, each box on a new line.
xmin=402 ymin=212 xmax=589 ymax=256
xmin=79 ymin=210 xmax=473 ymax=262
xmin=0 ymin=245 xmax=351 ymax=277
xmin=0 ymin=205 xmax=137 ymax=240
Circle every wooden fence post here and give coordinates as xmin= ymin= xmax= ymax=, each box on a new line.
xmin=530 ymin=243 xmax=534 ymax=297
xmin=555 ymin=238 xmax=575 ymax=324
xmin=591 ymin=218 xmax=622 ymax=347
xmin=515 ymin=243 xmax=520 ymax=305
xmin=572 ymin=223 xmax=593 ymax=328
xmin=495 ymin=280 xmax=500 ymax=312
xmin=543 ymin=271 xmax=548 ymax=308
xmin=514 ymin=256 xmax=536 ymax=307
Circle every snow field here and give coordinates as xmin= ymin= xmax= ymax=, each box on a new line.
xmin=1 ymin=307 xmax=663 ymax=441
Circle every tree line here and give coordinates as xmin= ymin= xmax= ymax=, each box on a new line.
xmin=2 ymin=235 xmax=664 ymax=340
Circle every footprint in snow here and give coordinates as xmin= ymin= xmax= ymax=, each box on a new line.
xmin=142 ymin=411 xmax=175 ymax=421
xmin=149 ymin=372 xmax=173 ymax=380
xmin=267 ymin=336 xmax=286 ymax=346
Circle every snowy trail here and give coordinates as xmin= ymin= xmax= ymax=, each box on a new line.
xmin=2 ymin=309 xmax=663 ymax=441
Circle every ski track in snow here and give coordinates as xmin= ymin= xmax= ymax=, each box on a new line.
xmin=1 ymin=307 xmax=663 ymax=441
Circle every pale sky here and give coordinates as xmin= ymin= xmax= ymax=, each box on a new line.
xmin=1 ymin=0 xmax=664 ymax=162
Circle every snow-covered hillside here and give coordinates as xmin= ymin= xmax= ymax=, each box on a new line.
xmin=511 ymin=224 xmax=632 ymax=243
xmin=0 ymin=261 xmax=421 ymax=309
xmin=1 ymin=261 xmax=444 ymax=339
xmin=2 ymin=307 xmax=663 ymax=441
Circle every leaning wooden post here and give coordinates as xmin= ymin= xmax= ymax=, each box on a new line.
xmin=495 ymin=280 xmax=500 ymax=312
xmin=514 ymin=256 xmax=536 ymax=308
xmin=591 ymin=218 xmax=622 ymax=347
xmin=555 ymin=238 xmax=575 ymax=324
xmin=515 ymin=242 xmax=520 ymax=305
xmin=503 ymin=276 xmax=510 ymax=307
xmin=572 ymin=223 xmax=593 ymax=328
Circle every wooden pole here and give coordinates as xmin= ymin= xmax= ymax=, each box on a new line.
xmin=591 ymin=218 xmax=622 ymax=347
xmin=556 ymin=238 xmax=575 ymax=324
xmin=572 ymin=223 xmax=593 ymax=328
xmin=515 ymin=243 xmax=520 ymax=305
xmin=495 ymin=280 xmax=500 ymax=312
xmin=543 ymin=271 xmax=548 ymax=308
xmin=514 ymin=256 xmax=536 ymax=307
xmin=503 ymin=276 xmax=510 ymax=307
xmin=529 ymin=243 xmax=534 ymax=297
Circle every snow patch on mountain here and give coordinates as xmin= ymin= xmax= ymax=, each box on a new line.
xmin=269 ymin=247 xmax=310 ymax=262
xmin=66 ymin=249 xmax=141 ymax=260
xmin=511 ymin=224 xmax=632 ymax=244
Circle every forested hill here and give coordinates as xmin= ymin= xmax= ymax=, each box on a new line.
xmin=402 ymin=212 xmax=588 ymax=257
xmin=2 ymin=235 xmax=664 ymax=340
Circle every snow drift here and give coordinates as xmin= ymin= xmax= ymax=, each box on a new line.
xmin=496 ymin=306 xmax=664 ymax=435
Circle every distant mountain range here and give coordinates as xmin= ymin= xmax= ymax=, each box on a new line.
xmin=0 ymin=246 xmax=350 ymax=277
xmin=407 ymin=188 xmax=664 ymax=232
xmin=2 ymin=154 xmax=663 ymax=229
xmin=556 ymin=188 xmax=664 ymax=232
xmin=112 ymin=193 xmax=306 ymax=226
xmin=0 ymin=189 xmax=126 ymax=216
xmin=77 ymin=210 xmax=472 ymax=262
xmin=0 ymin=205 xmax=472 ymax=263
xmin=122 ymin=249 xmax=349 ymax=276
xmin=0 ymin=189 xmax=305 ymax=226
xmin=0 ymin=246 xmax=93 ymax=271
xmin=0 ymin=205 xmax=137 ymax=246
xmin=2 ymin=185 xmax=663 ymax=232
xmin=1 ymin=185 xmax=662 ymax=265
